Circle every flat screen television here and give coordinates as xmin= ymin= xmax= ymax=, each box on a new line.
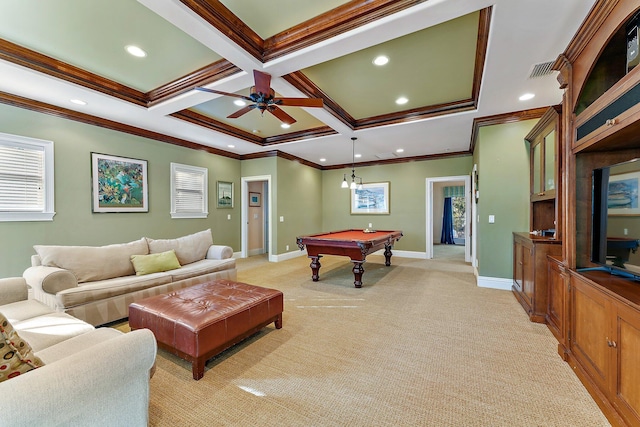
xmin=591 ymin=158 xmax=640 ymax=280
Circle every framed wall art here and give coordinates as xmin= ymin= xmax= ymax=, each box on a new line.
xmin=350 ymin=182 xmax=390 ymax=214
xmin=217 ymin=181 xmax=234 ymax=208
xmin=249 ymin=192 xmax=261 ymax=207
xmin=91 ymin=152 xmax=148 ymax=213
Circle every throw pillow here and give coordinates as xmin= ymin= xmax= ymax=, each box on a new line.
xmin=130 ymin=250 xmax=181 ymax=276
xmin=0 ymin=313 xmax=44 ymax=382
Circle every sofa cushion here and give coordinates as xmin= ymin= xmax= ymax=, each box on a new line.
xmin=169 ymin=258 xmax=237 ymax=282
xmin=56 ymin=272 xmax=173 ymax=309
xmin=12 ymin=312 xmax=95 ymax=353
xmin=0 ymin=313 xmax=44 ymax=382
xmin=131 ymin=250 xmax=181 ymax=276
xmin=34 ymin=238 xmax=149 ymax=283
xmin=146 ymin=229 xmax=213 ymax=265
xmin=35 ymin=328 xmax=123 ymax=364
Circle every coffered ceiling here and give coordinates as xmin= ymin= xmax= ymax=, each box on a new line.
xmin=0 ymin=0 xmax=596 ymax=167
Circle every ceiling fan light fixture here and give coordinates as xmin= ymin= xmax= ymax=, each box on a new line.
xmin=373 ymin=55 xmax=389 ymax=66
xmin=125 ymin=45 xmax=147 ymax=58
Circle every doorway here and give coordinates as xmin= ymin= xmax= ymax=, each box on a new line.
xmin=425 ymin=175 xmax=471 ymax=262
xmin=241 ymin=175 xmax=274 ymax=261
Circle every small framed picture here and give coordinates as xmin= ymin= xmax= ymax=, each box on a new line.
xmin=249 ymin=192 xmax=261 ymax=207
xmin=217 ymin=181 xmax=233 ymax=208
xmin=91 ymin=152 xmax=148 ymax=213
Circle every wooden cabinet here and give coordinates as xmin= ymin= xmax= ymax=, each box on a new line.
xmin=568 ymin=271 xmax=640 ymax=427
xmin=547 ymin=255 xmax=569 ymax=355
xmin=512 ymin=232 xmax=561 ymax=323
xmin=526 ymin=105 xmax=562 ymax=237
xmin=549 ymin=2 xmax=640 ymax=425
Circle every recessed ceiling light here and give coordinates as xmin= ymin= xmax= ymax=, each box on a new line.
xmin=234 ymin=100 xmax=246 ymax=106
xmin=70 ymin=99 xmax=87 ymax=105
xmin=355 ymin=154 xmax=362 ymax=158
xmin=125 ymin=45 xmax=147 ymax=58
xmin=319 ymin=158 xmax=326 ymax=162
xmin=227 ymin=144 xmax=235 ymax=148
xmin=373 ymin=55 xmax=389 ymax=66
xmin=396 ymin=148 xmax=404 ymax=153
xmin=252 ymin=129 xmax=260 ymax=134
xmin=281 ymin=123 xmax=291 ymax=129
xmin=519 ymin=93 xmax=535 ymax=101
xmin=395 ymin=97 xmax=408 ymax=105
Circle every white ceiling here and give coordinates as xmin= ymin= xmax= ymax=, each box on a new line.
xmin=0 ymin=0 xmax=596 ymax=167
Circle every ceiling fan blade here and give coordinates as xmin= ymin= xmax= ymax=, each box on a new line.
xmin=274 ymin=97 xmax=323 ymax=108
xmin=227 ymin=105 xmax=255 ymax=119
xmin=268 ymin=106 xmax=297 ymax=125
xmin=195 ymin=87 xmax=252 ymax=101
xmin=253 ymin=70 xmax=271 ymax=96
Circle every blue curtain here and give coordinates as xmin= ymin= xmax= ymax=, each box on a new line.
xmin=441 ymin=197 xmax=455 ymax=244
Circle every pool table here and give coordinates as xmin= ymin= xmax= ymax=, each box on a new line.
xmin=296 ymin=229 xmax=403 ymax=288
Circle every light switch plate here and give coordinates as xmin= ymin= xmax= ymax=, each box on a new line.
xmin=489 ymin=215 xmax=495 ymax=224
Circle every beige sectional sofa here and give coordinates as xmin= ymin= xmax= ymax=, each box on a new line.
xmin=23 ymin=229 xmax=237 ymax=326
xmin=0 ymin=277 xmax=156 ymax=426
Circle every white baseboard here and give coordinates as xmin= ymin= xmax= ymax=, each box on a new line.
xmin=272 ymin=249 xmax=307 ymax=262
xmin=371 ymin=249 xmax=427 ymax=259
xmin=477 ymin=276 xmax=512 ymax=290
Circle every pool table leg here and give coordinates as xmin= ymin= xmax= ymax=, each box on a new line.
xmin=309 ymin=255 xmax=322 ymax=281
xmin=352 ymin=261 xmax=365 ymax=288
xmin=384 ymin=244 xmax=393 ymax=266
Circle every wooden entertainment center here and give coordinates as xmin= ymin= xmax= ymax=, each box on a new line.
xmin=513 ymin=1 xmax=640 ymax=425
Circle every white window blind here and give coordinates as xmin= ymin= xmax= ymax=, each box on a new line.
xmin=0 ymin=133 xmax=55 ymax=222
xmin=170 ymin=163 xmax=208 ymax=219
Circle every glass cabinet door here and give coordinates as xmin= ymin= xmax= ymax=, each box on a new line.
xmin=532 ymin=142 xmax=541 ymax=194
xmin=544 ymin=130 xmax=555 ymax=192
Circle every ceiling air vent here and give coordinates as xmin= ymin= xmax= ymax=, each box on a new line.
xmin=375 ymin=152 xmax=397 ymax=160
xmin=528 ymin=61 xmax=555 ymax=78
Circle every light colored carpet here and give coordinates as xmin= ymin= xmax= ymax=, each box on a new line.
xmin=126 ymin=254 xmax=610 ymax=426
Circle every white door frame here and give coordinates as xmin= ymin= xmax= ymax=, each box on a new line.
xmin=241 ymin=175 xmax=274 ymax=261
xmin=425 ymin=175 xmax=471 ymax=262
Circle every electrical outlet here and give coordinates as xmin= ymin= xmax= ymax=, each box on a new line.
xmin=280 ymin=216 xmax=284 ymax=222
xmin=286 ymin=245 xmax=289 ymax=251
xmin=227 ymin=214 xmax=231 ymax=220
xmin=488 ymin=215 xmax=495 ymax=224
xmin=369 ymin=223 xmax=372 ymax=228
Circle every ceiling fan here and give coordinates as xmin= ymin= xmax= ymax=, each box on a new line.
xmin=195 ymin=70 xmax=323 ymax=125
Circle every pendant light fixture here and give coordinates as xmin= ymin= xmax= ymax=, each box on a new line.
xmin=341 ymin=137 xmax=363 ymax=190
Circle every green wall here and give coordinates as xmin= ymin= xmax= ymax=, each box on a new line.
xmin=0 ymin=104 xmax=241 ymax=277
xmin=321 ymin=156 xmax=473 ymax=252
xmin=240 ymin=156 xmax=323 ymax=254
xmin=276 ymin=157 xmax=323 ymax=253
xmin=475 ymin=120 xmax=535 ymax=279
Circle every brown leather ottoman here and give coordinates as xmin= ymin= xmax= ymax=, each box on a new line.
xmin=128 ymin=279 xmax=283 ymax=380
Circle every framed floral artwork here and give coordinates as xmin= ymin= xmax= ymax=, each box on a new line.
xmin=91 ymin=152 xmax=148 ymax=212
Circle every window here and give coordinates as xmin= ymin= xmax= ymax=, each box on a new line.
xmin=0 ymin=132 xmax=55 ymax=222
xmin=170 ymin=163 xmax=208 ymax=219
